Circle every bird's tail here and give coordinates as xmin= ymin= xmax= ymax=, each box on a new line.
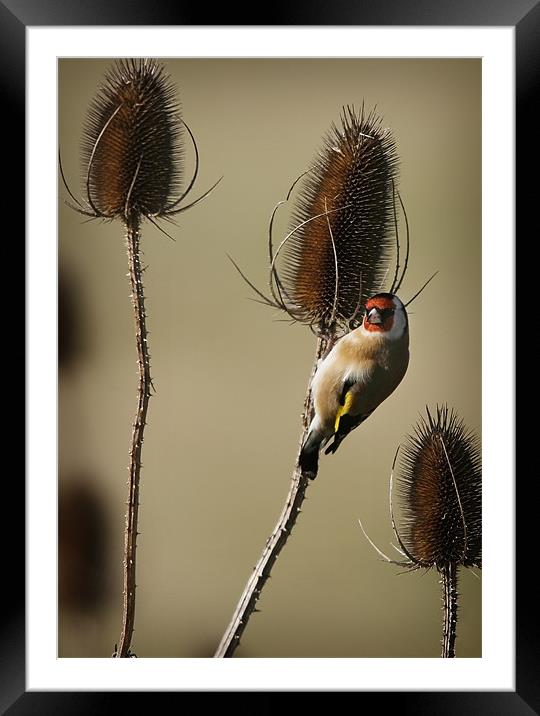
xmin=299 ymin=428 xmax=324 ymax=480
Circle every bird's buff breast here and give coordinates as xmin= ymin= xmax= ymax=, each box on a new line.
xmin=312 ymin=333 xmax=408 ymax=431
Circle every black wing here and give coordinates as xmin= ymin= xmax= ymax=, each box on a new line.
xmin=324 ymin=411 xmax=372 ymax=455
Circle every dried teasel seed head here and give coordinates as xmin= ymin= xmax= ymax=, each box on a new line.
xmin=81 ymin=58 xmax=183 ymax=221
xmin=396 ymin=405 xmax=482 ymax=569
xmin=279 ymin=105 xmax=399 ymax=332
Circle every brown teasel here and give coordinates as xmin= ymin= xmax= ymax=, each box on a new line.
xmin=281 ymin=105 xmax=400 ymax=331
xmin=358 ymin=405 xmax=481 ymax=657
xmin=391 ymin=405 xmax=481 ymax=658
xmin=395 ymin=405 xmax=482 ymax=570
xmin=232 ymin=104 xmax=404 ymax=339
xmin=61 ymin=58 xmax=221 ymax=657
xmin=81 ymin=58 xmax=183 ymax=219
xmin=61 ymin=58 xmax=220 ymax=228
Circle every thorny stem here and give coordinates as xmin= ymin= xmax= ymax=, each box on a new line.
xmin=116 ymin=218 xmax=152 ymax=657
xmin=214 ymin=336 xmax=330 ymax=658
xmin=441 ymin=562 xmax=458 ymax=658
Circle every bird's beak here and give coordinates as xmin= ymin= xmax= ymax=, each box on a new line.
xmin=367 ymin=307 xmax=382 ymax=325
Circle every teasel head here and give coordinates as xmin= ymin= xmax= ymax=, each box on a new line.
xmin=394 ymin=405 xmax=482 ymax=571
xmin=60 ymin=58 xmax=221 ymax=231
xmin=281 ymin=105 xmax=400 ymax=334
xmin=231 ymin=104 xmax=406 ymax=340
xmin=359 ymin=405 xmax=481 ymax=658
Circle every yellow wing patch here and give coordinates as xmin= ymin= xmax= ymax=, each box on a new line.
xmin=334 ymin=390 xmax=354 ymax=433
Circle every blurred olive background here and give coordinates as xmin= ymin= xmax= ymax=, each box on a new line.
xmin=58 ymin=58 xmax=481 ymax=658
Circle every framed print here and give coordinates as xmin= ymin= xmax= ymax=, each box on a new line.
xmin=14 ymin=0 xmax=531 ymax=711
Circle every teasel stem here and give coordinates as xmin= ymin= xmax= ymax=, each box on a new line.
xmin=359 ymin=405 xmax=480 ymax=658
xmin=63 ymin=59 xmax=222 ymax=658
xmin=215 ymin=336 xmax=330 ymax=657
xmin=441 ymin=562 xmax=458 ymax=658
xmin=117 ymin=217 xmax=151 ymax=657
xmin=217 ymin=106 xmax=402 ymax=657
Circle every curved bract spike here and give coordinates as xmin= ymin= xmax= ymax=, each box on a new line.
xmin=164 ymin=175 xmax=223 ymax=216
xmin=389 ymin=181 xmax=400 ymax=294
xmin=357 ymin=517 xmax=412 ymax=569
xmin=145 ymin=214 xmax=176 ymax=242
xmin=269 ymin=203 xmax=353 ymax=312
xmin=161 ymin=117 xmax=200 ymax=213
xmin=124 ymin=154 xmax=144 ymax=219
xmin=393 ymin=190 xmax=410 ymax=295
xmin=226 ymin=254 xmax=280 ymax=309
xmin=389 ymin=449 xmax=420 ymax=566
xmin=85 ymin=103 xmax=123 ymax=218
xmin=267 ymin=170 xmax=315 ymax=320
xmin=59 ymin=149 xmax=93 ymax=215
xmin=404 ymin=271 xmax=439 ymax=308
xmin=323 ymin=197 xmax=340 ymax=329
xmin=439 ymin=435 xmax=469 ymax=564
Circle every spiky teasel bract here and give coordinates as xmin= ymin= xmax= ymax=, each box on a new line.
xmin=279 ymin=105 xmax=400 ymax=333
xmin=395 ymin=405 xmax=482 ymax=570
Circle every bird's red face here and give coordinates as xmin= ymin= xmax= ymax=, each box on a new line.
xmin=363 ymin=295 xmax=397 ymax=333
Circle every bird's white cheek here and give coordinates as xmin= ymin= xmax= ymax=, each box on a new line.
xmin=387 ymin=310 xmax=407 ymax=340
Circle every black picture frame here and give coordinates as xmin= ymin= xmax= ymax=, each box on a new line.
xmin=13 ymin=0 xmax=530 ymax=712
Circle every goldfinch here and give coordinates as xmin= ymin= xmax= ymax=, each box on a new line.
xmin=299 ymin=292 xmax=409 ymax=479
